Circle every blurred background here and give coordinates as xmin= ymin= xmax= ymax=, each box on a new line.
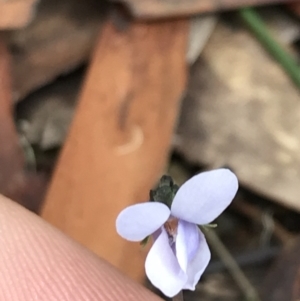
xmin=1 ymin=0 xmax=300 ymax=300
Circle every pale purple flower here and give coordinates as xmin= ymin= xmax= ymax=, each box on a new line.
xmin=116 ymin=169 xmax=238 ymax=297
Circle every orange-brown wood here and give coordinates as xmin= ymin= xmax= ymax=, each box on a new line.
xmin=112 ymin=0 xmax=300 ymax=19
xmin=41 ymin=18 xmax=188 ymax=282
xmin=0 ymin=0 xmax=37 ymax=29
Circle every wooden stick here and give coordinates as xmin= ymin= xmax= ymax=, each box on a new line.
xmin=41 ymin=16 xmax=188 ymax=282
xmin=116 ymin=0 xmax=298 ymax=19
xmin=0 ymin=0 xmax=37 ymax=29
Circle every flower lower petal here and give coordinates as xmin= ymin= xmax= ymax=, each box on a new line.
xmin=183 ymin=230 xmax=211 ymax=290
xmin=176 ymin=220 xmax=200 ymax=272
xmin=171 ymin=169 xmax=238 ymax=225
xmin=116 ymin=202 xmax=170 ymax=241
xmin=145 ymin=228 xmax=187 ymax=297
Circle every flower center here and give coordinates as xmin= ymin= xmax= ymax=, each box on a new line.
xmin=164 ymin=217 xmax=178 ymax=246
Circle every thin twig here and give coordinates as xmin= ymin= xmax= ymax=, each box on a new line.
xmin=203 ymin=228 xmax=261 ymax=301
xmin=206 ymin=246 xmax=279 ymax=274
xmin=232 ymin=198 xmax=295 ymax=245
xmin=173 ymin=290 xmax=184 ymax=301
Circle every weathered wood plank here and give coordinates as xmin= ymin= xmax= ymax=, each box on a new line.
xmin=113 ymin=0 xmax=300 ymax=19
xmin=10 ymin=0 xmax=105 ymax=101
xmin=0 ymin=0 xmax=37 ymax=29
xmin=41 ymin=17 xmax=188 ymax=282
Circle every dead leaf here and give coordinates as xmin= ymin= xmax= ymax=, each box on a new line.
xmin=9 ymin=0 xmax=106 ymax=101
xmin=176 ymin=22 xmax=300 ymax=211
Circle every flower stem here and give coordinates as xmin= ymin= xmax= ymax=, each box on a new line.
xmin=172 ymin=291 xmax=184 ymax=301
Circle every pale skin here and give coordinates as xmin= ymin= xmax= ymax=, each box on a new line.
xmin=0 ymin=195 xmax=163 ymax=301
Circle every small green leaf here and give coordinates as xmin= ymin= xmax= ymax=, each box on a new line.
xmin=159 ymin=175 xmax=174 ymax=187
xmin=150 ymin=175 xmax=179 ymax=208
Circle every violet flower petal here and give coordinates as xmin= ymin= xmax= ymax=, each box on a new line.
xmin=171 ymin=169 xmax=238 ymax=225
xmin=145 ymin=228 xmax=187 ymax=297
xmin=176 ymin=220 xmax=200 ymax=272
xmin=183 ymin=230 xmax=211 ymax=290
xmin=116 ymin=202 xmax=170 ymax=241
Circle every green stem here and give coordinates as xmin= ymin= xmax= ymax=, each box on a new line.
xmin=239 ymin=7 xmax=300 ymax=89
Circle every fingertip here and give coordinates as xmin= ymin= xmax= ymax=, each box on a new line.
xmin=0 ymin=195 xmax=162 ymax=301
